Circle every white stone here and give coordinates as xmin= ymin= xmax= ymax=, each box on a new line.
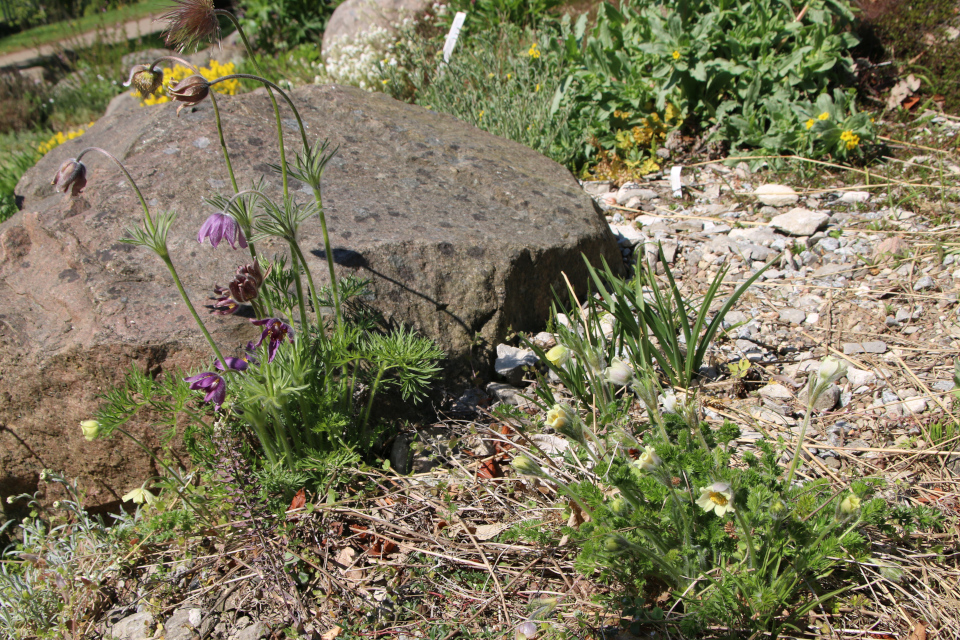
xmin=759 ymin=383 xmax=794 ymax=400
xmin=770 ymin=208 xmax=829 ymax=237
xmin=846 ymin=367 xmax=876 ymax=387
xmin=754 ymin=184 xmax=800 ymax=207
xmin=838 ymin=191 xmax=871 ymax=204
xmin=903 ymin=397 xmax=927 ymax=415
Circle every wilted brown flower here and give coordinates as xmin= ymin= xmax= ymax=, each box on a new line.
xmin=161 ymin=0 xmax=220 ymax=52
xmin=211 ymin=261 xmax=271 ymax=314
xmin=168 ymin=75 xmax=210 ymax=115
xmin=123 ymin=64 xmax=164 ymax=96
xmin=52 ymin=159 xmax=87 ymax=197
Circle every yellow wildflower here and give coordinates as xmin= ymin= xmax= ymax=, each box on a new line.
xmin=535 ymin=83 xmax=540 ymax=92
xmin=840 ymin=130 xmax=860 ymax=150
xmin=805 ymin=118 xmax=815 ymax=129
xmin=478 ymin=110 xmax=484 ymax=120
xmin=527 ymin=43 xmax=540 ymax=58
xmin=506 ymin=73 xmax=512 ymax=80
xmin=135 ymin=60 xmax=239 ymax=107
xmin=818 ymin=112 xmax=829 ymax=121
xmin=488 ymin=72 xmax=495 ymax=78
xmin=672 ymin=50 xmax=680 ymax=60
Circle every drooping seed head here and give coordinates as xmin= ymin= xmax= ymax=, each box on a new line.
xmin=168 ymin=75 xmax=210 ymax=115
xmin=124 ymin=64 xmax=164 ymax=95
xmin=161 ymin=0 xmax=220 ymax=52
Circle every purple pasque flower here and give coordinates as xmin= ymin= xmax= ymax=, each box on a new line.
xmin=210 ymin=285 xmax=240 ymax=315
xmin=184 ymin=371 xmax=226 ymax=409
xmin=251 ymin=317 xmax=294 ymax=363
xmin=198 ymin=212 xmax=247 ymax=249
xmin=214 ymin=357 xmax=250 ymax=372
xmin=52 ymin=158 xmax=87 ymax=197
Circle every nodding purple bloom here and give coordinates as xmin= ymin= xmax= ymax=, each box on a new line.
xmin=198 ymin=212 xmax=247 ymax=249
xmin=184 ymin=371 xmax=226 ymax=409
xmin=52 ymin=159 xmax=87 ymax=197
xmin=251 ymin=317 xmax=294 ymax=362
xmin=215 ymin=357 xmax=250 ymax=372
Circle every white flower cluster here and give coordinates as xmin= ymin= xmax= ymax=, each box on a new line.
xmin=323 ymin=22 xmax=405 ymax=91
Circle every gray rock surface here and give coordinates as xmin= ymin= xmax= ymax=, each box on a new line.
xmin=105 ymin=612 xmax=155 ymax=640
xmin=3 ymin=84 xmax=619 ymax=505
xmin=164 ymin=608 xmax=202 ymax=640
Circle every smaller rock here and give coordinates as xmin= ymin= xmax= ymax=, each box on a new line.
xmin=617 ymin=185 xmax=658 ymax=204
xmin=494 ymin=344 xmax=538 ymax=383
xmin=799 ymin=384 xmax=840 ymax=411
xmin=736 ymin=339 xmax=765 ymax=362
xmin=846 ymin=367 xmax=876 ymax=387
xmin=838 ymin=191 xmax=870 ymax=204
xmin=884 ymin=315 xmax=898 ymax=327
xmin=106 ymin=612 xmax=155 ymax=640
xmin=771 ymin=208 xmax=829 ymax=237
xmin=581 ymin=180 xmax=613 ymax=196
xmin=816 ymin=236 xmax=840 ymax=252
xmin=842 ymin=342 xmax=864 ymax=355
xmin=759 ymin=383 xmax=794 ymax=401
xmin=913 ymin=275 xmax=936 ymax=291
xmin=823 ymin=456 xmax=842 ymax=470
xmin=164 ymin=608 xmax=203 ymax=640
xmin=895 ymin=308 xmax=912 ymax=323
xmin=932 ymin=380 xmax=955 ymax=392
xmin=234 ymin=621 xmax=270 ymax=640
xmin=779 ymin=308 xmax=806 ymax=324
xmin=486 ymin=382 xmax=535 ymax=409
xmin=862 ymin=341 xmax=887 ymax=354
xmin=754 ymin=184 xmax=799 ymax=207
xmin=875 ymin=236 xmax=906 ymax=257
xmin=903 ymin=397 xmax=927 ymax=415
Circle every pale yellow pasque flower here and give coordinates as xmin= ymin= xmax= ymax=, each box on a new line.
xmin=696 ymin=482 xmax=735 ymax=516
xmin=545 ymin=344 xmax=570 ymax=367
xmin=80 ymin=420 xmax=100 ymax=441
xmin=634 ymin=445 xmax=660 ymax=473
xmin=122 ymin=487 xmax=156 ymax=505
xmin=512 ymin=455 xmax=545 ymax=478
xmin=545 ymin=404 xmax=573 ymax=430
xmin=839 ymin=493 xmax=861 ymax=514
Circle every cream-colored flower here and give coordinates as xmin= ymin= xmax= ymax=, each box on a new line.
xmin=661 ymin=392 xmax=677 ymax=414
xmin=634 ymin=446 xmax=660 ymax=473
xmin=696 ymin=482 xmax=735 ymax=516
xmin=545 ymin=344 xmax=570 ymax=367
xmin=122 ymin=487 xmax=156 ymax=505
xmin=818 ymin=356 xmax=848 ymax=385
xmin=604 ymin=358 xmax=633 ymax=386
xmin=545 ymin=404 xmax=573 ymax=430
xmin=80 ymin=420 xmax=100 ymax=441
xmin=839 ymin=493 xmax=861 ymax=514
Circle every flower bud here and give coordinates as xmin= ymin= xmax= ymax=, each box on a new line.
xmin=839 ymin=493 xmax=861 ymax=515
xmin=515 ymin=621 xmax=538 ymax=640
xmin=545 ymin=344 xmax=570 ymax=367
xmin=661 ymin=392 xmax=677 ymax=414
xmin=80 ymin=420 xmax=100 ymax=441
xmin=818 ymin=356 xmax=847 ymax=385
xmin=609 ymin=497 xmax=631 ymax=517
xmin=512 ymin=455 xmax=546 ymax=478
xmin=52 ymin=501 xmax=61 ymax=509
xmin=604 ymin=535 xmax=633 ymax=554
xmin=604 ymin=358 xmax=633 ymax=386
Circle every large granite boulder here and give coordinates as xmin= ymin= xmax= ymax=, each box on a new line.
xmin=2 ymin=84 xmax=620 ymax=506
xmin=321 ymin=0 xmax=430 ymax=60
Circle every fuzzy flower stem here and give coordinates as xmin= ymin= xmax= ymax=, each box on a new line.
xmin=208 ymin=75 xmax=309 ymax=149
xmin=311 ymin=186 xmax=342 ymax=329
xmin=289 ymin=249 xmax=309 ymax=329
xmin=75 ymin=147 xmax=226 ymax=369
xmin=733 ymin=508 xmax=757 ymax=570
xmin=76 ymin=147 xmax=153 ymax=232
xmin=288 ymin=240 xmax=325 ymax=339
xmin=162 ymin=253 xmax=229 ymax=370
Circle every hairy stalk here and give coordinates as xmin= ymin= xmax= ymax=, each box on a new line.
xmin=733 ymin=508 xmax=757 ymax=570
xmin=76 ymin=147 xmax=227 ymax=369
xmin=76 ymin=147 xmax=154 ymax=231
xmin=289 ymin=240 xmax=325 ymax=339
xmin=289 ymin=250 xmax=309 ymax=329
xmin=310 ymin=186 xmax=342 ymax=328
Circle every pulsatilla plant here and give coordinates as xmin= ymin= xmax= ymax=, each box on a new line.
xmin=512 ymin=357 xmax=914 ymax=637
xmin=73 ymin=1 xmax=444 ymax=471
